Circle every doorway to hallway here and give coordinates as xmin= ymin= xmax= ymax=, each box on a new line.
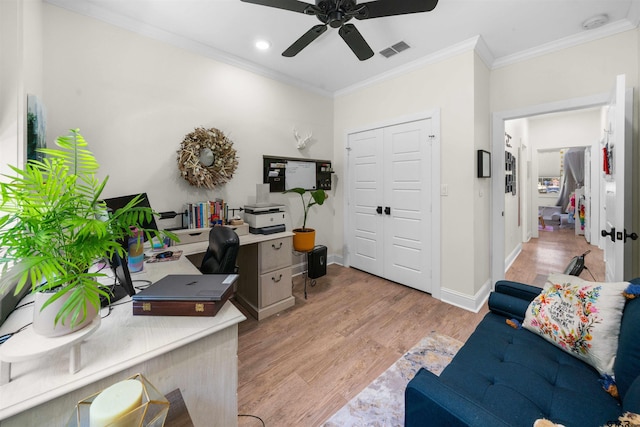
xmin=505 ymin=227 xmax=605 ymax=286
xmin=492 ymin=76 xmax=633 ymax=284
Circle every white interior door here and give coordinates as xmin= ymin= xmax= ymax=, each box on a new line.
xmin=348 ymin=129 xmax=384 ymax=276
xmin=584 ymin=148 xmax=591 ymax=243
xmin=383 ymin=120 xmax=432 ymax=292
xmin=347 ymin=119 xmax=433 ymax=293
xmin=602 ymin=74 xmax=634 ymax=282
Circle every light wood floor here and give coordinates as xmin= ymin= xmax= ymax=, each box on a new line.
xmin=236 ymin=227 xmax=602 ymax=427
xmin=505 ymin=227 xmax=604 ymax=285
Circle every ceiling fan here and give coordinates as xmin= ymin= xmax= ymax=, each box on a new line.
xmin=240 ymin=0 xmax=439 ymax=61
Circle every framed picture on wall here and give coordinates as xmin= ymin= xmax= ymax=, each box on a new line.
xmin=26 ymin=94 xmax=47 ymax=164
xmin=477 ymin=150 xmax=491 ymax=178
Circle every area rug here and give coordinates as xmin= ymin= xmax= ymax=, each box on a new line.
xmin=322 ymin=333 xmax=463 ymax=427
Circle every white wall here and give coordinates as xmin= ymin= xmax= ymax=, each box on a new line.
xmin=504 ymin=119 xmax=527 ymax=266
xmin=41 ymin=4 xmax=336 ymax=257
xmin=334 ymin=50 xmax=479 ymax=302
xmin=492 ymin=29 xmax=640 ymax=278
xmin=0 ymin=0 xmax=22 ymax=178
xmin=473 ymin=53 xmax=492 ymax=296
xmin=529 ymin=109 xmax=602 ymax=151
xmin=1 ymin=0 xmax=43 ymax=179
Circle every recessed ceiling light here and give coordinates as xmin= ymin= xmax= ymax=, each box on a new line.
xmin=582 ymin=14 xmax=609 ymax=30
xmin=255 ymin=40 xmax=271 ymax=51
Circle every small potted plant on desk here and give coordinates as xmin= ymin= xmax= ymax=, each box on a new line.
xmin=283 ymin=187 xmax=327 ymax=252
xmin=0 ymin=129 xmax=176 ymax=337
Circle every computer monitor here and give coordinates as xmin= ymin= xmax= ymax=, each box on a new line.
xmin=102 ymin=193 xmax=158 ymax=242
xmin=101 ymin=250 xmax=136 ymax=307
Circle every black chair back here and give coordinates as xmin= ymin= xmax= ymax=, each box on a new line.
xmin=200 ymin=226 xmax=239 ymax=274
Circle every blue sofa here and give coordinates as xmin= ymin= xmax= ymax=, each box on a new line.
xmin=405 ymin=279 xmax=640 ymax=427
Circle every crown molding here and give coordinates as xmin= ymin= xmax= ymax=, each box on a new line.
xmin=473 ymin=35 xmax=495 ymax=69
xmin=492 ymin=18 xmax=638 ymax=69
xmin=46 ymin=0 xmax=640 ymax=97
xmin=335 ymin=36 xmax=485 ymax=97
xmin=45 ymin=0 xmax=334 ymax=98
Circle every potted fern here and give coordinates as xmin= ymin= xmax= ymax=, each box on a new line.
xmin=0 ymin=129 xmax=176 ymax=337
xmin=283 ymin=187 xmax=327 ymax=252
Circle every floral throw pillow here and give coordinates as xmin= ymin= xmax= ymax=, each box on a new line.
xmin=523 ymin=273 xmax=629 ymax=375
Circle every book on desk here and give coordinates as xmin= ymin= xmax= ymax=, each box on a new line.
xmin=132 ymin=274 xmax=237 ymax=316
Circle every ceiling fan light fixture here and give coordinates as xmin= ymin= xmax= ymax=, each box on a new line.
xmin=241 ymin=0 xmax=437 ymax=60
xmin=582 ymin=14 xmax=609 ymax=30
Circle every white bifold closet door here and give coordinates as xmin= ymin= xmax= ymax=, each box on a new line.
xmin=347 ymin=118 xmax=433 ymax=293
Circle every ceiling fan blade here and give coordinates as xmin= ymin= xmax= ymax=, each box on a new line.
xmin=355 ymin=0 xmax=439 ymax=20
xmin=240 ymin=0 xmax=314 ymax=14
xmin=282 ymin=25 xmax=328 ymax=57
xmin=338 ymin=24 xmax=374 ymax=61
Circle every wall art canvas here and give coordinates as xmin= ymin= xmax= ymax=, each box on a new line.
xmin=27 ymin=94 xmax=47 ymax=162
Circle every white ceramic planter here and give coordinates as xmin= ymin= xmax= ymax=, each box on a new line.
xmin=32 ymin=290 xmax=98 ymax=337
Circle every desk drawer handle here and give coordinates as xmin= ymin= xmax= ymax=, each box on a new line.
xmin=272 ymin=242 xmax=283 ymax=250
xmin=271 ymin=274 xmax=283 ymax=283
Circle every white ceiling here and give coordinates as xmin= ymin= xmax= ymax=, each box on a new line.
xmin=46 ymin=0 xmax=640 ymax=96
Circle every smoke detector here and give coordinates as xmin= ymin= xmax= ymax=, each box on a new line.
xmin=582 ymin=14 xmax=609 ymax=30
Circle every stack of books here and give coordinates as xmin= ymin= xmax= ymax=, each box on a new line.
xmin=183 ymin=199 xmax=227 ymax=229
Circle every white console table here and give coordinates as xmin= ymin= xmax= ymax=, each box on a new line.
xmin=0 ymin=256 xmax=245 ymax=427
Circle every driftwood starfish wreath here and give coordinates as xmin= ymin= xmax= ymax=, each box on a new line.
xmin=177 ymin=127 xmax=238 ymax=189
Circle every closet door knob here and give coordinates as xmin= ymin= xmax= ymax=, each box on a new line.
xmin=384 ymin=207 xmax=391 ymax=215
xmin=376 ymin=206 xmax=383 ymax=214
xmin=624 ymin=229 xmax=638 ymax=243
xmin=601 ymin=227 xmax=616 ymax=242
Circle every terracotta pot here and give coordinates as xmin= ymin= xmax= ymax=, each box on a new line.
xmin=32 ymin=290 xmax=98 ymax=337
xmin=292 ymin=228 xmax=316 ymax=252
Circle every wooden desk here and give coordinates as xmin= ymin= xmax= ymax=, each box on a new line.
xmin=174 ymin=229 xmax=294 ymax=257
xmin=174 ymin=230 xmax=296 ymax=320
xmin=0 ymin=256 xmax=246 ymax=427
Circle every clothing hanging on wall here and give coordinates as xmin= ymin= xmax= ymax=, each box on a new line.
xmin=556 ymin=148 xmax=585 ymax=211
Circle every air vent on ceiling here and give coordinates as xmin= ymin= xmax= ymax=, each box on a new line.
xmin=379 ymin=41 xmax=411 ymax=58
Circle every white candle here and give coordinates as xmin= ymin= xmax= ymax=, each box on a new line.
xmin=89 ymin=379 xmax=144 ymax=427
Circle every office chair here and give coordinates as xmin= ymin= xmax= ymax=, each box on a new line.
xmin=200 ymin=226 xmax=240 ymax=274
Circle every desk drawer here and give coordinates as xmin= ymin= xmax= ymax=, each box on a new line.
xmin=259 ymin=267 xmax=292 ymax=308
xmin=172 ymin=228 xmax=210 ymax=245
xmin=258 ymin=237 xmax=292 ymax=272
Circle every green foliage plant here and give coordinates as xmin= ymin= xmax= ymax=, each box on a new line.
xmin=0 ymin=129 xmax=177 ymax=328
xmin=283 ymin=187 xmax=327 ymax=231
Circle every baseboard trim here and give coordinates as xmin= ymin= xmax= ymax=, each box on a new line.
xmin=505 ymin=243 xmax=522 ymax=273
xmin=440 ymin=279 xmax=491 ymax=313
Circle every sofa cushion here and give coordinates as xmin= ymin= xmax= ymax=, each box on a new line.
xmin=522 ymin=273 xmax=628 ymax=375
xmin=623 ymin=376 xmax=640 ymax=414
xmin=615 ymin=294 xmax=640 ymax=399
xmin=438 ymin=312 xmax=622 ymax=427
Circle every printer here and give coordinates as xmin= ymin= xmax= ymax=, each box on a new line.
xmin=244 ymin=204 xmax=287 ymax=234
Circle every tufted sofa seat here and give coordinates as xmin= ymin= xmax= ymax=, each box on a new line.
xmin=405 ymin=279 xmax=640 ymax=427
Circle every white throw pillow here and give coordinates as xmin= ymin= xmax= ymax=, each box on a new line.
xmin=523 ymin=273 xmax=628 ymax=375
